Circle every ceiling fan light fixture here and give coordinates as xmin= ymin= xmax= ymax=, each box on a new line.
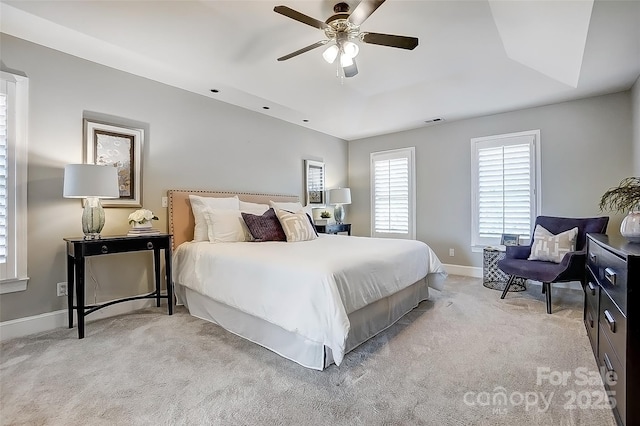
xmin=340 ymin=53 xmax=354 ymax=67
xmin=342 ymin=41 xmax=359 ymax=58
xmin=323 ymin=44 xmax=340 ymax=64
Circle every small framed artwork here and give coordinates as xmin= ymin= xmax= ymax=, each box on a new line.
xmin=84 ymin=119 xmax=144 ymax=207
xmin=305 ymin=159 xmax=325 ymax=206
xmin=501 ymin=233 xmax=520 ymax=246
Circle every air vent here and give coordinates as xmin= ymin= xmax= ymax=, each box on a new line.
xmin=424 ymin=117 xmax=444 ymax=124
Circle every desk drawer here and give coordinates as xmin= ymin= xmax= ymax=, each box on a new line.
xmin=599 ymin=292 xmax=627 ymax=363
xmin=598 ymin=325 xmax=626 ymax=424
xmin=588 ymin=241 xmax=627 ymax=313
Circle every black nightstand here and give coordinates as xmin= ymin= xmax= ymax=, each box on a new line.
xmin=315 ymin=223 xmax=351 ymax=235
xmin=64 ymin=234 xmax=173 ymax=338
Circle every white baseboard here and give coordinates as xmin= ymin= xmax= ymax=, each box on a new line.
xmin=0 ymin=298 xmax=157 ymax=342
xmin=443 ymin=263 xmax=483 ymax=278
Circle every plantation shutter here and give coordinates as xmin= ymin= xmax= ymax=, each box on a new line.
xmin=472 ymin=132 xmax=538 ymax=247
xmin=371 ymin=148 xmax=415 ymax=239
xmin=0 ymin=85 xmax=7 ymax=272
xmin=0 ymin=72 xmax=29 ymax=292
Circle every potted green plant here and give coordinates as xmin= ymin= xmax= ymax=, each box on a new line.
xmin=600 ymin=177 xmax=640 ymax=242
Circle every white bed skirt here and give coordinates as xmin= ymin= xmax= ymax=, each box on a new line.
xmin=176 ymin=278 xmax=430 ymax=370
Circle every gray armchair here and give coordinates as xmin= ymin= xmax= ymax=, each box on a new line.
xmin=498 ymin=216 xmax=609 ymax=314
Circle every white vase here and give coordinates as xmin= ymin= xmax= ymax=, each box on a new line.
xmin=620 ymin=211 xmax=640 ymax=243
xmin=133 ymin=221 xmax=152 ymax=229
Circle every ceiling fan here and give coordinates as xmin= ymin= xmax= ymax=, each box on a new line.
xmin=274 ymin=0 xmax=418 ymax=78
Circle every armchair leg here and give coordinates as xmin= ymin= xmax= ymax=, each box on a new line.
xmin=543 ymin=282 xmax=552 ymax=314
xmin=500 ymin=275 xmax=516 ymax=300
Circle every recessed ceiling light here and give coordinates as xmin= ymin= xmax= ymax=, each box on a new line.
xmin=303 ymin=119 xmax=309 ymax=123
xmin=424 ymin=117 xmax=444 ymax=124
xmin=210 ymin=89 xmax=219 ymax=93
xmin=263 ymin=106 xmax=270 ymax=110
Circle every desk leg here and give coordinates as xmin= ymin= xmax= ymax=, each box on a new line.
xmin=75 ymin=256 xmax=85 ymax=339
xmin=165 ymin=247 xmax=173 ymax=315
xmin=153 ymin=248 xmax=161 ymax=307
xmin=67 ymin=254 xmax=74 ymax=329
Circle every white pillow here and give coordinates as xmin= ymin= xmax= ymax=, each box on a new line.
xmin=203 ymin=208 xmax=251 ymax=243
xmin=269 ymin=200 xmax=314 ymax=223
xmin=189 ymin=195 xmax=240 ymax=241
xmin=528 ymin=225 xmax=578 ymax=263
xmin=239 ymin=200 xmax=269 ymax=215
xmin=275 ymin=209 xmax=318 ymax=242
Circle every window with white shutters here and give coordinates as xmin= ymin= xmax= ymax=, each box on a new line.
xmin=471 ymin=130 xmax=540 ymax=248
xmin=370 ymin=147 xmax=415 ymax=239
xmin=0 ymin=71 xmax=29 ymax=294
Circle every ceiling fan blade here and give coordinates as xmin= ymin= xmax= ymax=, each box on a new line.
xmin=277 ymin=40 xmax=328 ymax=61
xmin=274 ymin=5 xmax=329 ymax=30
xmin=361 ymin=32 xmax=419 ymax=50
xmin=343 ymin=59 xmax=358 ymax=78
xmin=348 ymin=0 xmax=386 ymax=26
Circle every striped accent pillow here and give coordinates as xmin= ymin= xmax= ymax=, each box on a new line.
xmin=275 ymin=209 xmax=318 ymax=242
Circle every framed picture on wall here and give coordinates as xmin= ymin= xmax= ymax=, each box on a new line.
xmin=500 ymin=233 xmax=520 ymax=246
xmin=84 ymin=119 xmax=144 ymax=207
xmin=304 ymin=159 xmax=325 ymax=206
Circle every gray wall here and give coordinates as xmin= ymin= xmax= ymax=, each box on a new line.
xmin=348 ymin=92 xmax=633 ymax=268
xmin=633 ymin=76 xmax=640 ymax=174
xmin=0 ymin=34 xmax=348 ymax=322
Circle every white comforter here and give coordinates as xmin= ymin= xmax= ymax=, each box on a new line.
xmin=173 ymin=234 xmax=446 ymax=365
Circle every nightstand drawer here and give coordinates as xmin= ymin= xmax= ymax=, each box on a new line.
xmin=80 ymin=237 xmax=169 ymax=256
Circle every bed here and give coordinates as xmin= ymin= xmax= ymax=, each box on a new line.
xmin=168 ymin=189 xmax=447 ymax=370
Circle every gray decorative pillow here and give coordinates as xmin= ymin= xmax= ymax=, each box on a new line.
xmin=241 ymin=208 xmax=286 ymax=242
xmin=528 ymin=225 xmax=578 ymax=263
xmin=276 ymin=209 xmax=318 ymax=242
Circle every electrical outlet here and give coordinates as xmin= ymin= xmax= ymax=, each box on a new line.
xmin=57 ymin=282 xmax=68 ymax=297
xmin=449 ymin=248 xmax=455 ymax=257
xmin=161 ymin=196 xmax=168 ymax=208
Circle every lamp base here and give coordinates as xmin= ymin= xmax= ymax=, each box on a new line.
xmin=82 ymin=197 xmax=105 ymax=239
xmin=334 ymin=204 xmax=345 ymax=224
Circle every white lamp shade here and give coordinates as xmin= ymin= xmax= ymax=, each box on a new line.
xmin=323 ymin=44 xmax=339 ymax=64
xmin=63 ymin=164 xmax=120 ymax=198
xmin=329 ymin=188 xmax=351 ymax=205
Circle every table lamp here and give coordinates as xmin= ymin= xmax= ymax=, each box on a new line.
xmin=63 ymin=164 xmax=119 ymax=239
xmin=329 ymin=188 xmax=351 ymax=224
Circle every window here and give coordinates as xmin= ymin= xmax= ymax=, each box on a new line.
xmin=471 ymin=130 xmax=540 ymax=249
xmin=370 ymin=147 xmax=416 ymax=239
xmin=0 ymin=71 xmax=29 ymax=294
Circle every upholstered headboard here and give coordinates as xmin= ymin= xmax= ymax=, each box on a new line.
xmin=167 ymin=189 xmax=299 ymax=249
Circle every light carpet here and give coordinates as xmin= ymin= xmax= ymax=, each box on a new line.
xmin=0 ymin=276 xmax=617 ymax=425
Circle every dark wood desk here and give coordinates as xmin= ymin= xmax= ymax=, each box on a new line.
xmin=315 ymin=223 xmax=351 ymax=235
xmin=64 ymin=234 xmax=173 ymax=338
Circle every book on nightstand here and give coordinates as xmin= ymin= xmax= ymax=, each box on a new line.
xmin=127 ymin=228 xmax=161 ymax=237
xmin=314 ymin=219 xmax=335 ymax=226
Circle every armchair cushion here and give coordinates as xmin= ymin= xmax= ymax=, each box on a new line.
xmin=499 ymin=250 xmax=586 ymax=283
xmin=528 ymin=225 xmax=578 ymax=263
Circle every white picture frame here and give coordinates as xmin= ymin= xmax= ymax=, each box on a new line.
xmin=84 ymin=119 xmax=144 ymax=207
xmin=304 ymin=159 xmax=325 ymax=206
